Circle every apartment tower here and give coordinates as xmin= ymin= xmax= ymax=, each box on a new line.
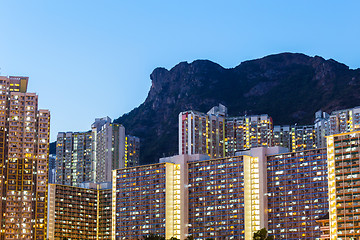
xmin=179 ymin=104 xmax=226 ymax=159
xmin=92 ymin=117 xmax=125 ymax=183
xmin=329 ymin=107 xmax=360 ymax=135
xmin=124 ymin=135 xmax=140 ymax=168
xmin=326 ymin=131 xmax=360 ymax=240
xmin=56 ymin=131 xmax=92 ymax=186
xmin=47 ymin=182 xmax=112 ymax=240
xmin=226 ymin=114 xmax=273 ymax=155
xmin=314 ymin=110 xmax=330 ymax=148
xmin=0 ymin=76 xmax=50 ymax=240
xmin=180 ymin=105 xmax=277 ymax=158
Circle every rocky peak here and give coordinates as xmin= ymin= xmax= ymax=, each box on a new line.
xmin=115 ymin=52 xmax=360 ymax=164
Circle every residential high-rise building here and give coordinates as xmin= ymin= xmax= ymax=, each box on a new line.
xmin=314 ymin=110 xmax=330 ymax=148
xmin=55 ymin=117 xmax=140 ymax=185
xmin=329 ymin=107 xmax=360 ymax=135
xmin=326 ymin=130 xmax=360 ymax=240
xmin=55 ymin=131 xmax=92 ymax=186
xmin=0 ymin=76 xmax=50 ymax=240
xmin=180 ymin=105 xmax=274 ymax=158
xmin=47 ymin=182 xmax=112 ymax=240
xmin=98 ymin=184 xmax=112 ymax=240
xmin=225 ymin=117 xmax=247 ymax=154
xmin=179 ymin=105 xmax=226 ymax=158
xmin=181 ymin=105 xmax=360 ymax=160
xmin=187 ymin=155 xmax=247 ymax=239
xmin=273 ymin=125 xmax=317 ymax=152
xmin=112 ymin=145 xmax=330 ymax=240
xmin=316 ymin=213 xmax=330 ymax=240
xmin=113 ymin=163 xmax=172 ymax=239
xmin=48 ymin=154 xmax=56 ymax=184
xmin=273 ymin=125 xmax=291 ymax=149
xmin=113 ymin=154 xmax=208 ymax=240
xmin=225 ymin=114 xmax=273 ymax=156
xmin=246 ymin=114 xmax=273 ymax=149
xmin=124 ymin=135 xmax=140 ymax=167
xmin=267 ymin=148 xmax=328 ymax=239
xmin=290 ymin=125 xmax=316 ymax=152
xmin=92 ymin=117 xmax=125 ymax=183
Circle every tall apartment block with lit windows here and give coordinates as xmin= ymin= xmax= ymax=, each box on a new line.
xmin=326 ymin=130 xmax=360 ymax=240
xmin=92 ymin=117 xmax=126 ymax=183
xmin=55 ymin=117 xmax=140 ymax=185
xmin=112 ymin=145 xmax=332 ymax=240
xmin=267 ymin=148 xmax=328 ymax=239
xmin=187 ymin=155 xmax=247 ymax=239
xmin=0 ymin=76 xmax=50 ymax=240
xmin=225 ymin=114 xmax=273 ymax=156
xmin=273 ymin=125 xmax=291 ymax=149
xmin=290 ymin=125 xmax=316 ymax=151
xmin=329 ymin=107 xmax=360 ymax=135
xmin=47 ymin=182 xmax=112 ymax=240
xmin=113 ymin=163 xmax=176 ymax=239
xmin=314 ymin=110 xmax=330 ymax=148
xmin=179 ymin=105 xmax=226 ymax=158
xmin=181 ymin=105 xmax=360 ymax=160
xmin=179 ymin=104 xmax=274 ymax=159
xmin=124 ymin=135 xmax=140 ymax=167
xmin=56 ymin=131 xmax=92 ymax=186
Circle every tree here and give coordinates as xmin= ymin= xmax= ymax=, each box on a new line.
xmin=169 ymin=237 xmax=179 ymax=240
xmin=185 ymin=236 xmax=194 ymax=240
xmin=253 ymin=228 xmax=274 ymax=240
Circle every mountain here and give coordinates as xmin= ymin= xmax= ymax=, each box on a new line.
xmin=112 ymin=53 xmax=360 ymax=165
xmin=49 ymin=53 xmax=360 ymax=163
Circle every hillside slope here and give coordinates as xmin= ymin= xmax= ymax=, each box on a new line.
xmin=105 ymin=53 xmax=360 ymax=164
xmin=45 ymin=53 xmax=354 ymax=164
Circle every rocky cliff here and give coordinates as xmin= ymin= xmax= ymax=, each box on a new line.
xmin=50 ymin=53 xmax=360 ymax=164
xmin=114 ymin=53 xmax=360 ymax=164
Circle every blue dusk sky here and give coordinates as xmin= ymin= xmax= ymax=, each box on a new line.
xmin=0 ymin=1 xmax=360 ymax=141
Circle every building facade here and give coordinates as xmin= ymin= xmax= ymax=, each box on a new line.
xmin=226 ymin=115 xmax=273 ymax=156
xmin=267 ymin=148 xmax=328 ymax=239
xmin=180 ymin=105 xmax=360 ymax=160
xmin=179 ymin=107 xmax=226 ymax=159
xmin=326 ymin=131 xmax=360 ymax=240
xmin=47 ymin=183 xmax=112 ymax=240
xmin=56 ymin=131 xmax=92 ymax=186
xmin=187 ymin=156 xmax=247 ymax=239
xmin=179 ymin=105 xmax=274 ymax=159
xmin=48 ymin=154 xmax=56 ymax=184
xmin=56 ymin=117 xmax=140 ymax=185
xmin=290 ymin=125 xmax=316 ymax=152
xmin=0 ymin=76 xmax=50 ymax=240
xmin=314 ymin=110 xmax=330 ymax=148
xmin=112 ymin=146 xmax=330 ymax=240
xmin=329 ymin=107 xmax=360 ymax=135
xmin=273 ymin=125 xmax=291 ymax=149
xmin=113 ymin=163 xmax=174 ymax=239
xmin=98 ymin=186 xmax=112 ymax=240
xmin=92 ymin=117 xmax=126 ymax=183
xmin=124 ymin=135 xmax=140 ymax=167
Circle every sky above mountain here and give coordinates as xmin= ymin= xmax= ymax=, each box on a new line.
xmin=0 ymin=1 xmax=360 ymax=141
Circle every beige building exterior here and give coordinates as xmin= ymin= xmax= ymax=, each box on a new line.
xmin=326 ymin=131 xmax=360 ymax=240
xmin=179 ymin=105 xmax=274 ymax=159
xmin=179 ymin=108 xmax=226 ymax=159
xmin=0 ymin=76 xmax=50 ymax=240
xmin=47 ymin=183 xmax=112 ymax=240
xmin=92 ymin=117 xmax=125 ymax=183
